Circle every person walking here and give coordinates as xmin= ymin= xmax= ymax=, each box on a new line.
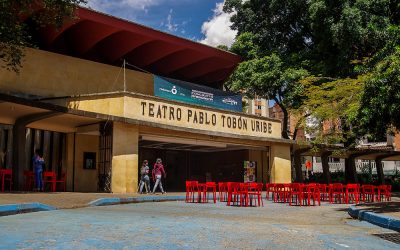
xmin=152 ymin=158 xmax=166 ymax=194
xmin=139 ymin=160 xmax=150 ymax=194
xmin=33 ymin=149 xmax=45 ymax=192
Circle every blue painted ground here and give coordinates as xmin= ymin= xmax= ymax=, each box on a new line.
xmin=0 ymin=201 xmax=397 ymax=249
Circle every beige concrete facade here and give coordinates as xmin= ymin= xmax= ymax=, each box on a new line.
xmin=270 ymin=144 xmax=292 ymax=183
xmin=0 ymin=48 xmax=153 ymax=97
xmin=0 ymin=48 xmax=293 ymax=193
xmin=112 ymin=122 xmax=139 ymax=193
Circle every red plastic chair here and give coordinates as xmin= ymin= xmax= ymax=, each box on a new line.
xmin=288 ymin=183 xmax=305 ymax=206
xmin=185 ymin=181 xmax=199 ymax=203
xmin=227 ymin=182 xmax=241 ymax=206
xmin=273 ymin=184 xmax=289 ymax=203
xmin=218 ymin=182 xmax=228 ymax=202
xmin=361 ymin=185 xmax=375 ymax=202
xmin=385 ymin=185 xmax=392 ymax=201
xmin=205 ymin=182 xmax=217 ymax=203
xmin=265 ymin=183 xmax=274 ymax=200
xmin=43 ymin=171 xmax=57 ymax=192
xmin=318 ymin=184 xmax=329 ymax=201
xmin=23 ymin=170 xmax=35 ymax=191
xmin=376 ymin=185 xmax=391 ymax=202
xmin=345 ymin=184 xmax=360 ymax=204
xmin=330 ymin=183 xmax=344 ymax=204
xmin=1 ymin=169 xmax=12 ymax=192
xmin=54 ymin=173 xmax=67 ymax=192
xmin=247 ymin=183 xmax=264 ymax=207
xmin=305 ymin=183 xmax=321 ymax=206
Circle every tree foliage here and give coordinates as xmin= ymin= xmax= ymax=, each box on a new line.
xmin=358 ymin=25 xmax=400 ymax=139
xmin=298 ymin=76 xmax=365 ymax=145
xmin=226 ymin=50 xmax=309 ymax=139
xmin=0 ymin=0 xmax=86 ymax=72
xmin=225 ymin=0 xmax=400 ymax=142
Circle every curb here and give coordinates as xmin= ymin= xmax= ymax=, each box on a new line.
xmin=88 ymin=195 xmax=186 ymax=207
xmin=348 ymin=205 xmax=400 ymax=232
xmin=0 ymin=203 xmax=56 ymax=217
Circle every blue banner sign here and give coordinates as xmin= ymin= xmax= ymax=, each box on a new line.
xmin=154 ymin=76 xmax=242 ymax=112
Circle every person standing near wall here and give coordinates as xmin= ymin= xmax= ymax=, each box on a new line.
xmin=152 ymin=158 xmax=166 ymax=194
xmin=33 ymin=149 xmax=45 ymax=191
xmin=139 ymin=160 xmax=150 ymax=194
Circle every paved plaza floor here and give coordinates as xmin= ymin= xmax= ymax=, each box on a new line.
xmin=0 ymin=201 xmax=398 ymax=249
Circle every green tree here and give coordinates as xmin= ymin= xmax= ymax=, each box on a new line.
xmin=299 ymin=76 xmax=365 ymax=146
xmin=224 ymin=0 xmax=311 ymax=59
xmin=308 ymin=0 xmax=397 ymax=77
xmin=226 ymin=52 xmax=308 ymax=139
xmin=358 ymin=25 xmax=400 ymax=139
xmin=0 ymin=0 xmax=86 ymax=72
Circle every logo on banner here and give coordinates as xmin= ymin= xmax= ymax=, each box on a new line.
xmin=191 ymin=89 xmax=213 ymax=102
xmin=222 ymin=97 xmax=238 ymax=106
xmin=171 ymin=86 xmax=177 ymax=95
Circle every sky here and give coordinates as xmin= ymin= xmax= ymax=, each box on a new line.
xmin=84 ymin=0 xmax=237 ymax=47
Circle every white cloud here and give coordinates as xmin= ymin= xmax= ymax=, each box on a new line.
xmin=159 ymin=9 xmax=188 ymax=35
xmin=200 ymin=1 xmax=237 ymax=47
xmin=165 ymin=9 xmax=178 ymax=32
xmin=85 ymin=0 xmax=160 ymax=18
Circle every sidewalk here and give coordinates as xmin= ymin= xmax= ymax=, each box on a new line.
xmin=348 ymin=195 xmax=400 ymax=232
xmin=0 ymin=192 xmax=185 ymax=209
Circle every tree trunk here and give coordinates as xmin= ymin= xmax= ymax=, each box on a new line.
xmin=293 ymin=152 xmax=304 ymax=183
xmin=375 ymin=159 xmax=385 ymax=185
xmin=345 ymin=157 xmax=358 ymax=183
xmin=321 ymin=152 xmax=332 ymax=184
xmin=280 ymin=105 xmax=290 ymax=139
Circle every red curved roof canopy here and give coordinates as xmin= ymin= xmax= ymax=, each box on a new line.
xmin=32 ymin=7 xmax=241 ymax=87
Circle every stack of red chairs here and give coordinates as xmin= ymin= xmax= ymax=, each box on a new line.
xmin=361 ymin=184 xmax=376 ymax=202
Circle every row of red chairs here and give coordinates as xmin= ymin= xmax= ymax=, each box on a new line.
xmin=186 ymin=181 xmax=392 ymax=207
xmin=186 ymin=181 xmax=263 ymax=207
xmin=266 ymin=183 xmax=392 ymax=205
xmin=0 ymin=169 xmax=66 ymax=192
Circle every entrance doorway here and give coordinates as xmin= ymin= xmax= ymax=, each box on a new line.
xmin=139 ymin=135 xmax=269 ymax=191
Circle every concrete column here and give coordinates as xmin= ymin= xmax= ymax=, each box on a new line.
xmin=375 ymin=158 xmax=385 ymax=185
xmin=11 ymin=124 xmax=27 ymax=190
xmin=321 ymin=152 xmax=332 ymax=184
xmin=111 ymin=122 xmax=138 ymax=193
xmin=270 ymin=144 xmax=292 ymax=183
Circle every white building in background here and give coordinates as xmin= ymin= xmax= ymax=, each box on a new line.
xmin=244 ymin=97 xmax=269 ymax=117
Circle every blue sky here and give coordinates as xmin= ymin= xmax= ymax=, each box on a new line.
xmin=85 ymin=0 xmax=237 ymax=47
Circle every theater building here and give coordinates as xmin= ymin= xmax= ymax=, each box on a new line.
xmin=0 ymin=7 xmax=293 ymax=193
